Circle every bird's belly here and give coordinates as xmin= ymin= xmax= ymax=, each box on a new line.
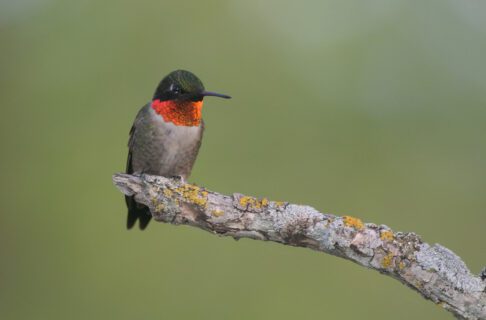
xmin=156 ymin=128 xmax=201 ymax=177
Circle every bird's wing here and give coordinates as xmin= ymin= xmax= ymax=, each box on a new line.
xmin=125 ymin=103 xmax=152 ymax=230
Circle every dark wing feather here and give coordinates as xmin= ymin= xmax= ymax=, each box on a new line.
xmin=125 ymin=117 xmax=152 ymax=230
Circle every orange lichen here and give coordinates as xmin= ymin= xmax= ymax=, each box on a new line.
xmin=211 ymin=209 xmax=224 ymax=217
xmin=239 ymin=196 xmax=255 ymax=207
xmin=382 ymin=252 xmax=394 ymax=268
xmin=151 ymin=197 xmax=165 ymax=212
xmin=274 ymin=201 xmax=286 ymax=208
xmin=154 ymin=203 xmax=165 ymax=212
xmin=380 ymin=230 xmax=394 ymax=241
xmin=163 ymin=188 xmax=174 ymax=198
xmin=343 ymin=216 xmax=364 ymax=230
xmin=398 ymin=261 xmax=406 ymax=270
xmin=174 ymin=184 xmax=208 ymax=207
xmin=261 ymin=198 xmax=269 ymax=207
xmin=239 ymin=196 xmax=269 ymax=210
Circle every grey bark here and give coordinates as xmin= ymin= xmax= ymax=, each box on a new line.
xmin=113 ymin=173 xmax=486 ymax=320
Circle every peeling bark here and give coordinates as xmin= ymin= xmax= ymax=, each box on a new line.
xmin=113 ymin=173 xmax=486 ymax=320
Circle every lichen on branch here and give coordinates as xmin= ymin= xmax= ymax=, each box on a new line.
xmin=113 ymin=173 xmax=486 ymax=320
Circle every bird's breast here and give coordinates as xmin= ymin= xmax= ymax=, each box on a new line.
xmin=139 ymin=106 xmax=203 ymax=177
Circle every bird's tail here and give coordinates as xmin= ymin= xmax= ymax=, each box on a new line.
xmin=125 ymin=195 xmax=152 ymax=230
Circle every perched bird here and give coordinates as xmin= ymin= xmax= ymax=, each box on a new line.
xmin=125 ymin=70 xmax=231 ymax=229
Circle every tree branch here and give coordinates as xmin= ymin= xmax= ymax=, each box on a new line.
xmin=113 ymin=173 xmax=485 ymax=320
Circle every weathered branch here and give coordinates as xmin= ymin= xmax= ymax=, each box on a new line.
xmin=113 ymin=173 xmax=486 ymax=320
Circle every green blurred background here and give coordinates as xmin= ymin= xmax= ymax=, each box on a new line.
xmin=1 ymin=0 xmax=485 ymax=319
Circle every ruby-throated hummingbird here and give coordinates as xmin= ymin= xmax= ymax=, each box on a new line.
xmin=125 ymin=70 xmax=231 ymax=229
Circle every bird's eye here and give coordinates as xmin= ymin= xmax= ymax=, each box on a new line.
xmin=170 ymin=84 xmax=182 ymax=94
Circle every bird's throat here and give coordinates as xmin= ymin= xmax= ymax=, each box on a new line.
xmin=152 ymin=99 xmax=203 ymax=127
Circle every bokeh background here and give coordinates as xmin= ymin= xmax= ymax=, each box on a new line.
xmin=1 ymin=0 xmax=485 ymax=319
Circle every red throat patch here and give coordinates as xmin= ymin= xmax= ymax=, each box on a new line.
xmin=151 ymin=99 xmax=203 ymax=126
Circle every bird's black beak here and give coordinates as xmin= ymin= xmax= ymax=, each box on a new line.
xmin=201 ymin=91 xmax=231 ymax=99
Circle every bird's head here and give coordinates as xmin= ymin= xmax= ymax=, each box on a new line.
xmin=151 ymin=70 xmax=230 ymax=126
xmin=153 ymin=70 xmax=230 ymax=102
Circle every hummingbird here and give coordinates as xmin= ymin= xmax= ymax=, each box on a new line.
xmin=125 ymin=70 xmax=231 ymax=229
